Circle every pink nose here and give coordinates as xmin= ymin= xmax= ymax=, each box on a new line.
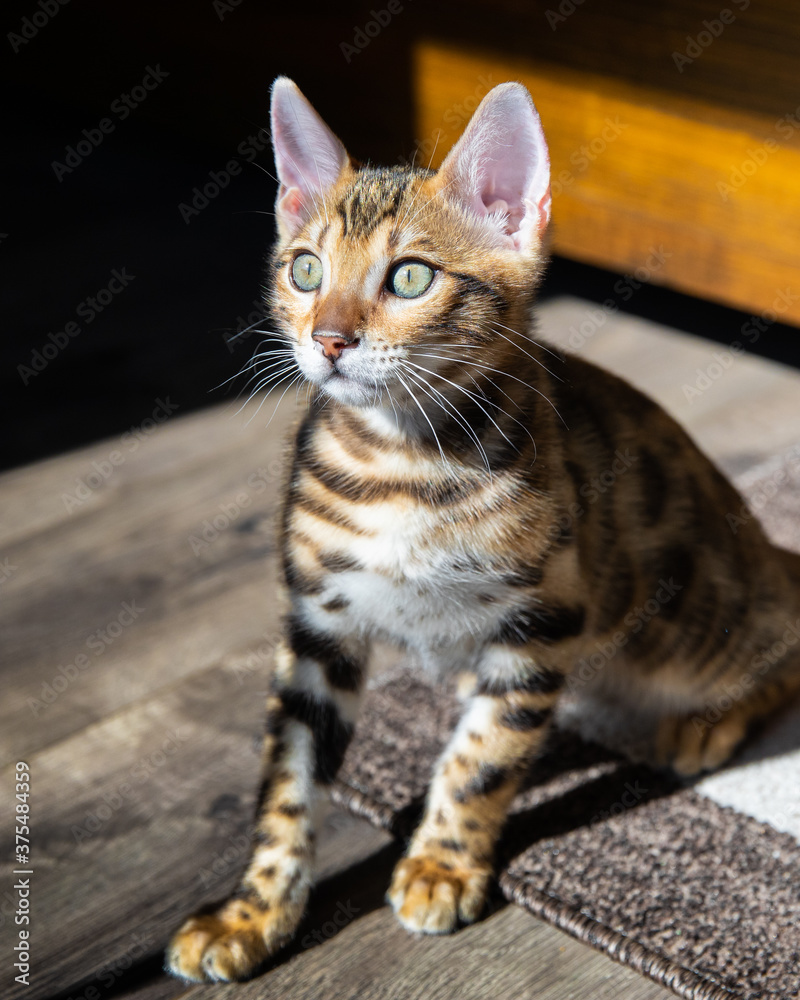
xmin=312 ymin=333 xmax=359 ymax=361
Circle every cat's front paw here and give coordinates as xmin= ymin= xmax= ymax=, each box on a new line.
xmin=387 ymin=855 xmax=491 ymax=934
xmin=165 ymin=895 xmax=301 ymax=983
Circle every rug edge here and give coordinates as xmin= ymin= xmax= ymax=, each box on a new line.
xmin=499 ymin=871 xmax=743 ymax=1000
xmin=330 ymin=781 xmax=745 ymax=1000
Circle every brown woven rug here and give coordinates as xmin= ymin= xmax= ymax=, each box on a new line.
xmin=332 ymin=450 xmax=800 ymax=1000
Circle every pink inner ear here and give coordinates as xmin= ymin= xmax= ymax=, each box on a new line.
xmin=279 ymin=186 xmax=304 ymax=220
xmin=534 ymin=190 xmax=551 ymax=235
xmin=270 ymin=78 xmax=349 ymax=237
xmin=437 ymin=82 xmax=551 ymax=250
xmin=485 ymin=198 xmax=509 ymax=215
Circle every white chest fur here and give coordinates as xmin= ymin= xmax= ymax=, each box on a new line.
xmin=299 ymin=499 xmax=518 ymax=674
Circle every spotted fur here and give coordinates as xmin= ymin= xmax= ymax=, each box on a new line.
xmin=166 ymin=78 xmax=800 ymax=982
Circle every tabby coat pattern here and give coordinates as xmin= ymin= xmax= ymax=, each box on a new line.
xmin=166 ymin=78 xmax=800 ymax=982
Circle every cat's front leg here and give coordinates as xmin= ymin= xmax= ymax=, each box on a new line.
xmin=388 ymin=661 xmax=563 ymax=934
xmin=166 ymin=617 xmax=368 ymax=982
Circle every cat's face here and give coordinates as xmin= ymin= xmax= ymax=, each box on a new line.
xmin=267 ymin=78 xmax=552 ymax=413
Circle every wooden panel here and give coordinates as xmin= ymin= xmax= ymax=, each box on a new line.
xmin=412 ymin=41 xmax=800 ymax=325
xmin=424 ymin=0 xmax=800 ymax=124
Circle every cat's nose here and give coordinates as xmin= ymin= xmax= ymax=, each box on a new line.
xmin=312 ymin=332 xmax=360 ymax=361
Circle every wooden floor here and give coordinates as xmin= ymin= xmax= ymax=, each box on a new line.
xmin=3 ymin=299 xmax=800 ymax=1000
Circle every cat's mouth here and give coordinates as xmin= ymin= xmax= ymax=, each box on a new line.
xmin=318 ymin=365 xmax=381 ymax=406
xmin=295 ymin=341 xmax=396 ymax=407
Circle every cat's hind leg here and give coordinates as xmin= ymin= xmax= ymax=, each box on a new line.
xmin=166 ymin=623 xmax=368 ymax=982
xmin=655 ymin=647 xmax=800 ymax=776
xmin=656 ymin=705 xmax=749 ymax=776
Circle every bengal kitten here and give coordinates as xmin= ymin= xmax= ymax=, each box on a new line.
xmin=166 ymin=78 xmax=800 ymax=981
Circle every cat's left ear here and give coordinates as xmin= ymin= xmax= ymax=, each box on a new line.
xmin=436 ymin=82 xmax=551 ymax=252
xmin=270 ymin=77 xmax=349 ymax=240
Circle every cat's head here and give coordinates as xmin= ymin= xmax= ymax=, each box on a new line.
xmin=267 ymin=77 xmax=551 ymax=412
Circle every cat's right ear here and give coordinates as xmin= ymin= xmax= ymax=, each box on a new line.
xmin=270 ymin=78 xmax=349 ymax=240
xmin=435 ymin=82 xmax=551 ymax=254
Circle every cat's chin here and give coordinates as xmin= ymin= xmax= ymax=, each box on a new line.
xmin=317 ymin=373 xmax=381 ymax=408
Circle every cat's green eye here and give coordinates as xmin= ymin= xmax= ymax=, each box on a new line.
xmin=291 ymin=253 xmax=323 ymax=291
xmin=388 ymin=261 xmax=435 ymax=299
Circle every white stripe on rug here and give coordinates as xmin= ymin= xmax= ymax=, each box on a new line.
xmin=695 ymin=698 xmax=800 ymax=842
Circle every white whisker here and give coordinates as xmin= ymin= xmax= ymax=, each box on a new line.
xmin=216 ymin=351 xmax=295 ymax=392
xmin=400 ymin=177 xmax=456 ymax=233
xmin=413 ymin=352 xmax=565 ymax=427
xmin=391 ymin=133 xmax=443 ymax=236
xmin=249 ymin=159 xmax=281 ymax=186
xmin=494 ymin=319 xmax=565 ymax=363
xmin=247 ymin=370 xmax=306 ymax=428
xmin=232 ymin=364 xmax=297 ymax=416
xmin=394 ymin=370 xmax=449 ymax=467
xmin=489 ymin=325 xmax=563 ymax=381
xmin=404 ymin=359 xmax=528 ymax=455
xmin=400 ymin=364 xmax=492 ymax=476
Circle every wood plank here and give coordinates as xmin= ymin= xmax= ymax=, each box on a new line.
xmin=0 ymin=396 xmax=290 ymax=550
xmin=535 ymin=298 xmax=800 ymax=469
xmin=412 ymin=41 xmax=800 ymax=324
xmin=180 ymin=902 xmax=675 ymax=1000
xmin=0 ymin=658 xmax=393 ymax=1000
xmin=0 ymin=397 xmax=299 ymax=764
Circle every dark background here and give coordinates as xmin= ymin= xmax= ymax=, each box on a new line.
xmin=3 ymin=0 xmax=798 ymax=474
